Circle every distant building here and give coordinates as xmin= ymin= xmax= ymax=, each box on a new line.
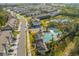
xmin=35 ymin=31 xmax=48 ymax=55
xmin=31 ymin=18 xmax=41 ymax=29
xmin=37 ymin=15 xmax=50 ymax=20
xmin=36 ymin=39 xmax=46 ymax=55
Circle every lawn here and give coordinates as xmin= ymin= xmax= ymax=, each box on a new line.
xmin=12 ymin=30 xmax=20 ymax=37
xmin=41 ymin=19 xmax=50 ymax=27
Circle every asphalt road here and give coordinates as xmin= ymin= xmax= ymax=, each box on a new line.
xmin=17 ymin=16 xmax=26 ymax=56
xmin=17 ymin=14 xmax=32 ymax=56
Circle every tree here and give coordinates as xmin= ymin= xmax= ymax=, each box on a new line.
xmin=0 ymin=8 xmax=8 ymax=28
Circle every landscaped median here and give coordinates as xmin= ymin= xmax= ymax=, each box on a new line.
xmin=26 ymin=31 xmax=36 ymax=56
xmin=24 ymin=16 xmax=36 ymax=56
xmin=29 ymin=31 xmax=37 ymax=55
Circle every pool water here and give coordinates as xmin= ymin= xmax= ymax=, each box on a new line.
xmin=43 ymin=33 xmax=53 ymax=42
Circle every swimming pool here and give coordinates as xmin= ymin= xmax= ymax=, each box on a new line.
xmin=43 ymin=32 xmax=53 ymax=43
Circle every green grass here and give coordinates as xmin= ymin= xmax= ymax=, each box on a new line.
xmin=54 ymin=51 xmax=64 ymax=56
xmin=12 ymin=30 xmax=20 ymax=37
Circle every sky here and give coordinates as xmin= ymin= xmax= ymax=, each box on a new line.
xmin=0 ymin=0 xmax=79 ymax=3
